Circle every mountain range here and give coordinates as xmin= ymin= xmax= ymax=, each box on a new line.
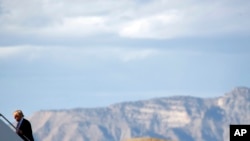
xmin=29 ymin=87 xmax=250 ymax=141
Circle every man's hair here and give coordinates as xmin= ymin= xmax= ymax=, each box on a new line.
xmin=13 ymin=110 xmax=24 ymax=117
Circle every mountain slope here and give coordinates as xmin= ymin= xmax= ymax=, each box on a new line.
xmin=29 ymin=87 xmax=250 ymax=141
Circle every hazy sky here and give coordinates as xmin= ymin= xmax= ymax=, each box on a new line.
xmin=1 ymin=0 xmax=250 ymax=121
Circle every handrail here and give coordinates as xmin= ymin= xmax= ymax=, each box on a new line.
xmin=0 ymin=113 xmax=16 ymax=129
xmin=0 ymin=113 xmax=30 ymax=141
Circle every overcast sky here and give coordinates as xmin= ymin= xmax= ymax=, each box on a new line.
xmin=1 ymin=0 xmax=250 ymax=121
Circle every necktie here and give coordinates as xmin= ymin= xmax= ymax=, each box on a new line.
xmin=17 ymin=121 xmax=21 ymax=129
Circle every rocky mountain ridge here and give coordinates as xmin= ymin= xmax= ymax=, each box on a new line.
xmin=30 ymin=87 xmax=250 ymax=141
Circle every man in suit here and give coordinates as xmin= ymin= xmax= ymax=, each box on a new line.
xmin=13 ymin=110 xmax=34 ymax=141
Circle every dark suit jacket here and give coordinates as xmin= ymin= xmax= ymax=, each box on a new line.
xmin=17 ymin=118 xmax=34 ymax=141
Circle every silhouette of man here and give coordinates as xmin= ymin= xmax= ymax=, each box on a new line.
xmin=13 ymin=110 xmax=34 ymax=141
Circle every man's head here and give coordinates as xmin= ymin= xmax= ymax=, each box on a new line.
xmin=13 ymin=110 xmax=24 ymax=122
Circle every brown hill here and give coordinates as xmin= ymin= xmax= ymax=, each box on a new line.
xmin=124 ymin=138 xmax=168 ymax=141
